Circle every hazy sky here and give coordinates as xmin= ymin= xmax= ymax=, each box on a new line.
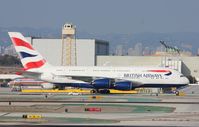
xmin=1 ymin=0 xmax=199 ymax=34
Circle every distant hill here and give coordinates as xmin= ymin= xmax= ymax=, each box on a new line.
xmin=0 ymin=27 xmax=199 ymax=55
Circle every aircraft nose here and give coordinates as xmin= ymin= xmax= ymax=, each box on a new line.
xmin=183 ymin=77 xmax=190 ymax=85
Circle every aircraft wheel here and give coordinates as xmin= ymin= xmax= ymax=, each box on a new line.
xmin=99 ymin=89 xmax=110 ymax=94
xmin=90 ymin=89 xmax=97 ymax=94
xmin=106 ymin=89 xmax=110 ymax=94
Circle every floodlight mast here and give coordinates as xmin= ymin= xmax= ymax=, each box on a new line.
xmin=159 ymin=41 xmax=182 ymax=72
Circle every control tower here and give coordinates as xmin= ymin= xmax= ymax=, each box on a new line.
xmin=61 ymin=23 xmax=77 ymax=66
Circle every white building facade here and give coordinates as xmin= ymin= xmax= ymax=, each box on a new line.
xmin=26 ymin=37 xmax=109 ymax=66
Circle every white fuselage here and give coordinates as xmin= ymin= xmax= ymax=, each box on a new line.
xmin=36 ymin=66 xmax=189 ymax=87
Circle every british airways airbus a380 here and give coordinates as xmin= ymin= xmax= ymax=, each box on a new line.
xmin=8 ymin=32 xmax=189 ymax=93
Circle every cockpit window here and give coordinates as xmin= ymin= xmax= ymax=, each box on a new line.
xmin=180 ymin=75 xmax=184 ymax=77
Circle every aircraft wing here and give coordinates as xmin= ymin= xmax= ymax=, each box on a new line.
xmin=15 ymin=70 xmax=42 ymax=79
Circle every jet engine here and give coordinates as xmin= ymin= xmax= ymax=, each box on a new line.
xmin=41 ymin=83 xmax=55 ymax=89
xmin=114 ymin=81 xmax=133 ymax=91
xmin=92 ymin=78 xmax=111 ymax=89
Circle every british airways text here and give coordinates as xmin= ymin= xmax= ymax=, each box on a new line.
xmin=124 ymin=73 xmax=163 ymax=79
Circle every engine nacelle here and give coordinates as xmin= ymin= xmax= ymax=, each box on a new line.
xmin=41 ymin=83 xmax=55 ymax=89
xmin=71 ymin=83 xmax=94 ymax=89
xmin=114 ymin=81 xmax=133 ymax=91
xmin=92 ymin=78 xmax=111 ymax=89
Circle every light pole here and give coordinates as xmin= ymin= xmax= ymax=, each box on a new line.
xmin=160 ymin=41 xmax=182 ymax=71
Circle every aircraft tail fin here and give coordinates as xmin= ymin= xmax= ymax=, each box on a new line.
xmin=8 ymin=32 xmax=50 ymax=71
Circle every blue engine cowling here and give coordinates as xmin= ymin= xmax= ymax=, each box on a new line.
xmin=92 ymin=78 xmax=111 ymax=89
xmin=114 ymin=81 xmax=133 ymax=91
xmin=71 ymin=83 xmax=94 ymax=89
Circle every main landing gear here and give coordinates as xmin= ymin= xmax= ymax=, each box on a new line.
xmin=90 ymin=89 xmax=110 ymax=94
